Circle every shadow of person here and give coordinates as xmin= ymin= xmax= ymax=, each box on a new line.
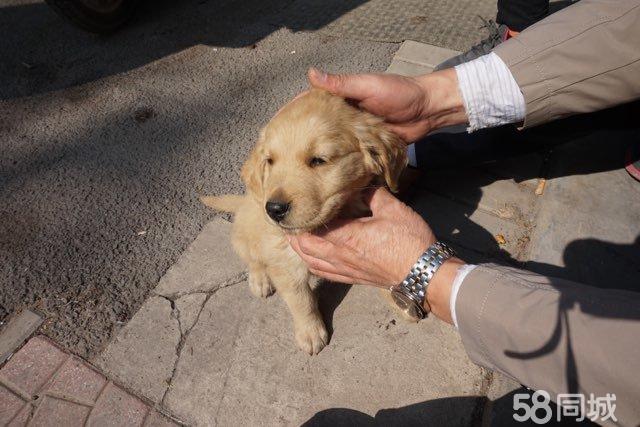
xmin=526 ymin=236 xmax=640 ymax=293
xmin=412 ymin=101 xmax=640 ymax=179
xmin=0 ymin=0 xmax=370 ymax=99
xmin=302 ymin=396 xmax=483 ymax=427
xmin=405 ymin=100 xmax=640 ymax=263
xmin=302 ymin=393 xmax=596 ymax=426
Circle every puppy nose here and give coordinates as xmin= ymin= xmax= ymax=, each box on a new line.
xmin=265 ymin=200 xmax=290 ymax=222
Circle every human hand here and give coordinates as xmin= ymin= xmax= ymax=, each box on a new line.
xmin=288 ymin=187 xmax=435 ymax=287
xmin=288 ymin=187 xmax=464 ymax=324
xmin=307 ymin=67 xmax=467 ymax=142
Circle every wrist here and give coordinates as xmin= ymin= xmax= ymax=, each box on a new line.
xmin=414 ymin=69 xmax=468 ymax=130
xmin=425 ymin=257 xmax=464 ymax=324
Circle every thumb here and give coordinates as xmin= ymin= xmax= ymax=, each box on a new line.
xmin=365 ymin=187 xmax=400 ymax=217
xmin=307 ymin=68 xmax=375 ymax=101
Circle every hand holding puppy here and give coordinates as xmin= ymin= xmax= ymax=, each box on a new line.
xmin=289 ymin=187 xmax=463 ymax=324
xmin=308 ymin=67 xmax=467 ymax=142
xmin=288 ymin=187 xmax=435 ymax=287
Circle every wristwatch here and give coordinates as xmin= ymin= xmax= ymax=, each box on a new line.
xmin=389 ymin=241 xmax=455 ymax=321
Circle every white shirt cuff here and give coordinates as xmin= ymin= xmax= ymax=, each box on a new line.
xmin=454 ymin=52 xmax=525 ymax=132
xmin=450 ymin=264 xmax=477 ymax=329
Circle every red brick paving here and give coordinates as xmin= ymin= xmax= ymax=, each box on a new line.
xmin=6 ymin=403 xmax=32 ymax=426
xmin=46 ymin=357 xmax=107 ymax=404
xmin=0 ymin=336 xmax=67 ymax=397
xmin=0 ymin=336 xmax=180 ymax=426
xmin=87 ymin=382 xmax=149 ymax=426
xmin=30 ymin=396 xmax=91 ymax=426
xmin=0 ymin=384 xmax=24 ymax=420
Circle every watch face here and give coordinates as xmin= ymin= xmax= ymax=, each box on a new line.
xmin=390 ymin=290 xmax=423 ymax=321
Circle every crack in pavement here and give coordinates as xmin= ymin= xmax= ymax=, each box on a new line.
xmin=158 ymin=277 xmax=247 ymax=407
xmin=154 ymin=272 xmax=248 ymax=300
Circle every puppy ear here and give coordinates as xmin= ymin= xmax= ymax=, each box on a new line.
xmin=241 ymin=130 xmax=267 ymax=198
xmin=355 ymin=118 xmax=408 ymax=192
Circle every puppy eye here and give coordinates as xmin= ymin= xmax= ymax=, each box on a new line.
xmin=309 ymin=157 xmax=326 ymax=167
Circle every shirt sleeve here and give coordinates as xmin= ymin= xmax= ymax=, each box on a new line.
xmin=454 ymin=52 xmax=525 ymax=132
xmin=449 ymin=264 xmax=477 ymax=329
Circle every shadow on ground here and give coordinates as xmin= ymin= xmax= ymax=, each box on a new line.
xmin=407 ymin=100 xmax=640 ymax=291
xmin=302 ymin=391 xmax=596 ymax=426
xmin=0 ymin=0 xmax=369 ymax=99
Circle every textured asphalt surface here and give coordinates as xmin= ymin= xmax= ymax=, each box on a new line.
xmin=0 ymin=0 xmax=491 ymax=357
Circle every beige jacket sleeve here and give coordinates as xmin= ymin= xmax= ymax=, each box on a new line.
xmin=456 ymin=264 xmax=640 ymax=427
xmin=493 ymin=0 xmax=640 ymax=127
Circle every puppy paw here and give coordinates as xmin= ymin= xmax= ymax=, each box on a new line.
xmin=249 ymin=270 xmax=274 ymax=298
xmin=294 ymin=318 xmax=329 ymax=355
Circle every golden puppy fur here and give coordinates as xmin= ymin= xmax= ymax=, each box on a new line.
xmin=201 ymin=89 xmax=407 ymax=354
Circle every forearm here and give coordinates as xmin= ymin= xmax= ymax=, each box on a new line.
xmin=423 ymin=257 xmax=465 ymax=324
xmin=456 ymin=264 xmax=640 ymax=426
xmin=414 ymin=54 xmax=526 ymax=134
xmin=413 ymin=69 xmax=468 ymax=130
xmin=494 ymin=0 xmax=640 ymax=127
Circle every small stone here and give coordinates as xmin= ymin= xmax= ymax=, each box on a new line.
xmin=133 ymin=107 xmax=154 ymax=123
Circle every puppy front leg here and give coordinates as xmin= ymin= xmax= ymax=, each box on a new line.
xmin=248 ymin=261 xmax=274 ymax=298
xmin=269 ymin=267 xmax=328 ymax=355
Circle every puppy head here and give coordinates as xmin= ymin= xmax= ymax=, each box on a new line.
xmin=242 ymin=89 xmax=407 ymax=232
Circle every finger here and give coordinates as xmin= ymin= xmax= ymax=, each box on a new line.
xmin=313 ymin=218 xmax=361 ymax=243
xmin=289 ymin=236 xmax=342 ymax=274
xmin=289 ymin=232 xmax=335 ymax=259
xmin=291 ymin=235 xmax=387 ymax=287
xmin=308 ymin=268 xmax=358 ymax=285
xmin=308 ymin=68 xmax=379 ymax=101
xmin=363 ymin=187 xmax=400 ymax=217
xmin=308 ymin=268 xmax=380 ymax=287
xmin=385 ymin=123 xmax=429 ymax=143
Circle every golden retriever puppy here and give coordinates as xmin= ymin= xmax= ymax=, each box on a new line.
xmin=201 ymin=89 xmax=407 ymax=354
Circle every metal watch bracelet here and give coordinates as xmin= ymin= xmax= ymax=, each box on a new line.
xmin=397 ymin=241 xmax=456 ymax=313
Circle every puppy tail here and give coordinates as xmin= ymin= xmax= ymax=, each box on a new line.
xmin=200 ymin=195 xmax=244 ymax=213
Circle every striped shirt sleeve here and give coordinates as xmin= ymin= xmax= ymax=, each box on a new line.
xmin=455 ymin=52 xmax=525 ymax=132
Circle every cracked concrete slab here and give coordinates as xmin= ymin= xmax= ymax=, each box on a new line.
xmin=174 ymin=293 xmax=208 ymax=336
xmin=154 ymin=218 xmax=245 ymax=298
xmin=94 ymin=296 xmax=180 ymax=404
xmin=163 ymin=283 xmax=485 ymax=426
